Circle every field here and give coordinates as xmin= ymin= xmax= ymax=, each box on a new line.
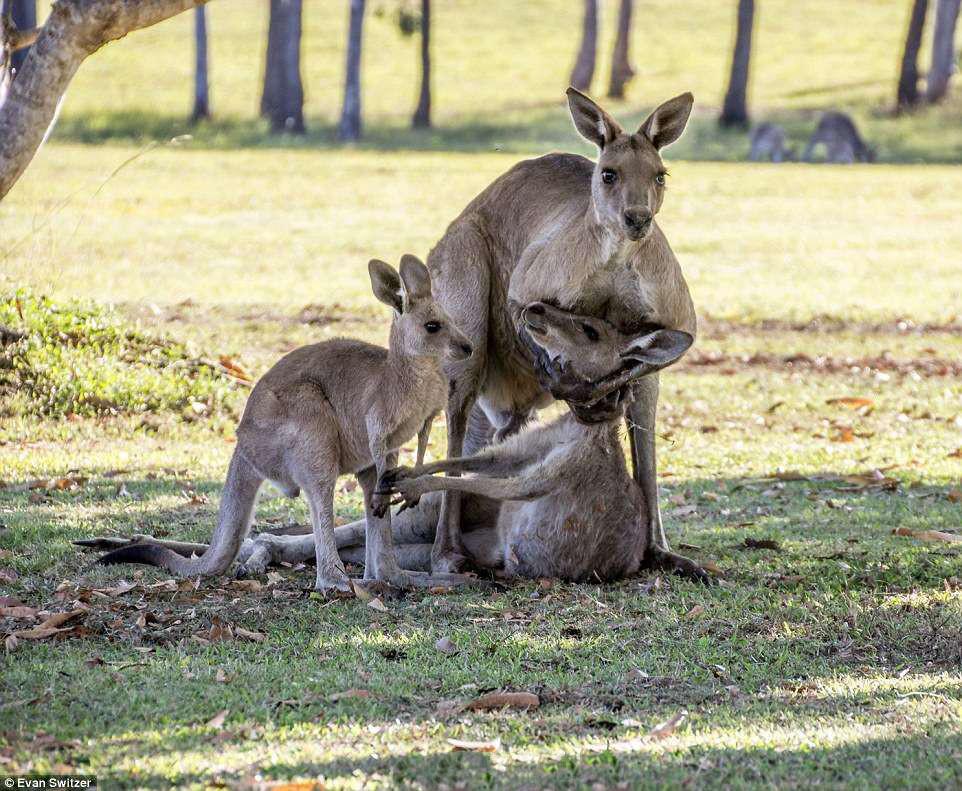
xmin=2 ymin=1 xmax=962 ymax=788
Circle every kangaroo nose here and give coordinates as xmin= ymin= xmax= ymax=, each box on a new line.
xmin=459 ymin=342 xmax=473 ymax=356
xmin=526 ymin=303 xmax=546 ymax=316
xmin=624 ymin=208 xmax=652 ymax=234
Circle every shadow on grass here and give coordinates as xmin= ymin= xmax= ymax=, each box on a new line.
xmin=48 ymin=105 xmax=962 ymax=164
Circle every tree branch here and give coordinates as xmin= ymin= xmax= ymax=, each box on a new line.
xmin=0 ymin=0 xmax=208 ymax=201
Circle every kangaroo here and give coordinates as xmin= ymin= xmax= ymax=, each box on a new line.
xmin=802 ymin=112 xmax=876 ymax=164
xmin=84 ymin=305 xmax=693 ymax=583
xmin=749 ymin=122 xmax=794 ymax=162
xmin=424 ymin=87 xmax=704 ymax=580
xmin=376 ymin=303 xmax=693 ymax=580
xmin=96 ymin=255 xmax=474 ymax=592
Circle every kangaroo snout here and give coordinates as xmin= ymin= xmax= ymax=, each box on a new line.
xmin=623 ymin=207 xmax=652 ymax=239
xmin=449 ymin=336 xmax=473 ymax=360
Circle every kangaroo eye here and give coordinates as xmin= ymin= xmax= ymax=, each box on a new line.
xmin=424 ymin=321 xmax=442 ymax=334
xmin=601 ymin=169 xmax=617 ymax=185
xmin=581 ymin=323 xmax=600 ymax=342
xmin=655 ymin=173 xmax=667 ymax=186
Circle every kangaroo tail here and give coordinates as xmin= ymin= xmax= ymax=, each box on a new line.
xmin=97 ymin=451 xmax=263 ymax=576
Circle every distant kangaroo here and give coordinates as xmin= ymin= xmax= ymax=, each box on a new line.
xmin=97 ymin=255 xmax=474 ymax=592
xmin=85 ymin=305 xmax=693 ymax=583
xmin=803 ymin=112 xmax=876 ymax=164
xmin=749 ymin=123 xmax=794 ymax=162
xmin=423 ymin=87 xmax=704 ymax=580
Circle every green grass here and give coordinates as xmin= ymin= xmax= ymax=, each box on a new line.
xmin=1 ymin=0 xmax=962 ymax=786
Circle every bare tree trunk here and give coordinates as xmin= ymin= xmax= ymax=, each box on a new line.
xmin=897 ymin=0 xmax=929 ymax=110
xmin=190 ymin=5 xmax=209 ymax=122
xmin=0 ymin=0 xmax=205 ymax=201
xmin=569 ymin=0 xmax=597 ymax=92
xmin=260 ymin=0 xmax=304 ymax=133
xmin=411 ymin=0 xmax=430 ymax=128
xmin=719 ymin=0 xmax=754 ymax=128
xmin=9 ymin=0 xmax=35 ymax=74
xmin=926 ymin=0 xmax=961 ymax=102
xmin=337 ymin=0 xmax=365 ymax=141
xmin=607 ymin=0 xmax=634 ymax=99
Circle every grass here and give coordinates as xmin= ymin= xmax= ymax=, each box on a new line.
xmin=1 ymin=0 xmax=962 ymax=786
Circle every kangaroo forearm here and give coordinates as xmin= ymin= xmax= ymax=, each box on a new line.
xmin=418 ymin=472 xmax=550 ymax=502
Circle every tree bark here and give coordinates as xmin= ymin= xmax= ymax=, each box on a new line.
xmin=411 ymin=0 xmax=430 ymax=128
xmin=719 ymin=0 xmax=754 ymax=128
xmin=260 ymin=0 xmax=304 ymax=133
xmin=9 ymin=0 xmax=35 ymax=74
xmin=337 ymin=0 xmax=365 ymax=141
xmin=926 ymin=0 xmax=961 ymax=102
xmin=0 ymin=0 xmax=205 ymax=201
xmin=569 ymin=0 xmax=597 ymax=93
xmin=607 ymin=0 xmax=634 ymax=99
xmin=190 ymin=4 xmax=209 ymax=122
xmin=897 ymin=0 xmax=929 ymax=110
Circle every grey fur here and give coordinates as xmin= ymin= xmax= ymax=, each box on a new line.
xmin=749 ymin=123 xmax=795 ymax=162
xmin=803 ymin=112 xmax=876 ymax=163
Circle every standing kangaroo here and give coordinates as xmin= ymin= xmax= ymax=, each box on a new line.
xmin=84 ymin=305 xmax=693 ymax=583
xmin=97 ymin=255 xmax=473 ymax=592
xmin=802 ymin=112 xmax=876 ymax=164
xmin=425 ymin=87 xmax=703 ymax=579
xmin=749 ymin=122 xmax=794 ymax=163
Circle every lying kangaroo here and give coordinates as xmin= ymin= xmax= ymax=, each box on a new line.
xmin=84 ymin=305 xmax=693 ymax=583
xmin=802 ymin=112 xmax=876 ymax=164
xmin=425 ymin=87 xmax=702 ymax=580
xmin=378 ymin=303 xmax=693 ymax=580
xmin=749 ymin=123 xmax=794 ymax=162
xmin=97 ymin=255 xmax=473 ymax=592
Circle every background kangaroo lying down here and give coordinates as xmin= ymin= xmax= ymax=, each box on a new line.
xmin=87 ymin=305 xmax=692 ymax=582
xmin=96 ymin=255 xmax=473 ymax=592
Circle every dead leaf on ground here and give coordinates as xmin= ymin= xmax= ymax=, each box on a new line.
xmin=367 ymin=597 xmax=389 ymax=613
xmin=949 ymin=448 xmax=962 ymax=459
xmin=218 ymin=355 xmax=253 ymax=383
xmin=447 ymin=738 xmax=501 ymax=752
xmin=684 ymin=605 xmax=705 ymax=619
xmin=892 ymin=527 xmax=962 ymax=544
xmin=0 ymin=568 xmax=19 ymax=584
xmin=14 ymin=609 xmax=86 ymax=640
xmin=206 ymin=709 xmax=229 ymax=729
xmin=742 ymin=538 xmax=782 ymax=551
xmin=265 ymin=571 xmax=284 ymax=586
xmin=435 ymin=636 xmax=458 ymax=656
xmin=832 ymin=427 xmax=855 ymax=443
xmin=205 ymin=620 xmax=234 ymax=642
xmin=327 ymin=689 xmax=372 ymax=702
xmin=947 ymin=489 xmax=962 ymax=503
xmin=235 ymin=627 xmax=266 ymax=643
xmin=826 ymin=397 xmax=874 ymax=410
xmin=230 ymin=579 xmax=264 ymax=592
xmin=465 ymin=691 xmax=540 ymax=711
xmin=647 ymin=710 xmax=687 ymax=740
xmin=5 ymin=634 xmax=18 ymax=652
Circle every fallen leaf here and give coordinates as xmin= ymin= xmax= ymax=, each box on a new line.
xmin=949 ymin=448 xmax=962 ymax=459
xmin=685 ymin=605 xmax=705 ymax=619
xmin=206 ymin=709 xmax=229 ymax=729
xmin=367 ymin=597 xmax=389 ymax=613
xmin=892 ymin=527 xmax=962 ymax=543
xmin=648 ymin=710 xmax=687 ymax=740
xmin=833 ymin=427 xmax=855 ymax=443
xmin=206 ymin=620 xmax=234 ymax=642
xmin=327 ymin=689 xmax=372 ymax=702
xmin=94 ymin=580 xmax=137 ymax=597
xmin=0 ymin=568 xmax=18 ymax=584
xmin=435 ymin=636 xmax=458 ymax=655
xmin=447 ymin=738 xmax=501 ymax=752
xmin=235 ymin=627 xmax=266 ymax=643
xmin=742 ymin=538 xmax=781 ymax=551
xmin=947 ymin=489 xmax=962 ymax=503
xmin=230 ymin=579 xmax=263 ymax=592
xmin=5 ymin=634 xmax=18 ymax=652
xmin=826 ymin=397 xmax=874 ymax=409
xmin=218 ymin=355 xmax=253 ymax=383
xmin=215 ymin=668 xmax=230 ymax=683
xmin=266 ymin=571 xmax=284 ymax=586
xmin=465 ymin=691 xmax=540 ymax=711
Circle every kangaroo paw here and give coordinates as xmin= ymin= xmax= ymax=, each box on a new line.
xmin=644 ymin=547 xmax=713 ymax=585
xmin=431 ymin=550 xmax=469 ymax=575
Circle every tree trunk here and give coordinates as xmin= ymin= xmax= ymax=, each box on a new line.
xmin=190 ymin=5 xmax=209 ymax=122
xmin=411 ymin=0 xmax=430 ymax=128
xmin=607 ymin=0 xmax=634 ymax=99
xmin=719 ymin=0 xmax=754 ymax=128
xmin=897 ymin=0 xmax=929 ymax=110
xmin=926 ymin=0 xmax=961 ymax=102
xmin=261 ymin=0 xmax=304 ymax=133
xmin=0 ymin=0 xmax=204 ymax=201
xmin=9 ymin=0 xmax=35 ymax=74
xmin=569 ymin=0 xmax=597 ymax=93
xmin=337 ymin=0 xmax=365 ymax=141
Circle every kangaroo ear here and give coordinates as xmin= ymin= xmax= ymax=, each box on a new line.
xmin=620 ymin=329 xmax=693 ymax=373
xmin=638 ymin=92 xmax=693 ymax=150
xmin=368 ymin=259 xmax=403 ymax=313
xmin=567 ymin=87 xmax=623 ymax=149
xmin=398 ymin=254 xmax=432 ymax=305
